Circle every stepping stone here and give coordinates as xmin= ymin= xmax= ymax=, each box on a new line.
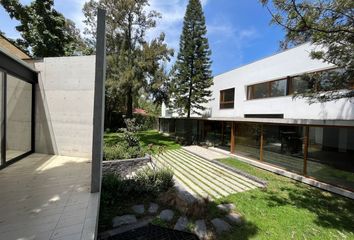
xmin=194 ymin=219 xmax=207 ymax=240
xmin=148 ymin=203 xmax=159 ymax=214
xmin=174 ymin=216 xmax=188 ymax=231
xmin=132 ymin=204 xmax=145 ymax=214
xmin=226 ymin=213 xmax=242 ymax=225
xmin=211 ymin=218 xmax=231 ymax=234
xmin=217 ymin=203 xmax=235 ymax=212
xmin=112 ymin=215 xmax=137 ymax=228
xmin=159 ymin=209 xmax=174 ymax=221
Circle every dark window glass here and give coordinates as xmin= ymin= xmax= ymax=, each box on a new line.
xmin=291 ymin=76 xmax=310 ymax=94
xmin=220 ymin=88 xmax=234 ymax=109
xmin=270 ymin=79 xmax=287 ymax=97
xmin=307 ymin=127 xmax=354 ymax=191
xmin=234 ymin=123 xmax=260 ymax=160
xmin=252 ymin=82 xmax=268 ymax=99
xmin=263 ymin=125 xmax=304 ymax=174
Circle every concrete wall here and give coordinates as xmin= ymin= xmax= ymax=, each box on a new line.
xmin=34 ymin=56 xmax=95 ymax=158
xmin=6 ymin=75 xmax=32 ymax=152
xmin=162 ymin=43 xmax=354 ymax=121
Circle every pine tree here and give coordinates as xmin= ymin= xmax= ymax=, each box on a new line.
xmin=172 ymin=0 xmax=213 ymax=118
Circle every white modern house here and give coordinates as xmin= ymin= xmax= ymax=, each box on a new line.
xmin=160 ymin=43 xmax=354 ymax=197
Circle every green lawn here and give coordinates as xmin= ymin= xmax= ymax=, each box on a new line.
xmin=217 ymin=158 xmax=354 ymax=240
xmin=137 ymin=130 xmax=181 ymax=151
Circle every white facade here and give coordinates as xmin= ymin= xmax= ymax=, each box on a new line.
xmin=162 ymin=43 xmax=354 ymax=121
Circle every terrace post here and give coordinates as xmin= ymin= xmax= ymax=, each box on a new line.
xmin=230 ymin=122 xmax=235 ymax=153
xmin=91 ymin=8 xmax=106 ymax=193
xmin=260 ymin=124 xmax=264 ymax=161
xmin=303 ymin=126 xmax=309 ymax=176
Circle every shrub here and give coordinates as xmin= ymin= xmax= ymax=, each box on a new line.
xmin=134 ymin=114 xmax=157 ymax=130
xmin=104 ymin=142 xmax=145 ymax=160
xmin=123 ymin=131 xmax=140 ymax=147
xmin=101 ymin=168 xmax=174 ymax=206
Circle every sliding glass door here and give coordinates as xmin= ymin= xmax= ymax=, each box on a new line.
xmin=6 ymin=74 xmax=32 ymax=161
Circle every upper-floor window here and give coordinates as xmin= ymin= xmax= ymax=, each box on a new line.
xmin=247 ymin=78 xmax=287 ymax=100
xmin=220 ymin=88 xmax=235 ymax=109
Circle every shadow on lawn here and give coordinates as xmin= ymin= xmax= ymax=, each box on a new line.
xmin=137 ymin=131 xmax=179 ymax=149
xmin=265 ymin=182 xmax=354 ymax=233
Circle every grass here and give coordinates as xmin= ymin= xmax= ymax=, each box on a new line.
xmin=104 ymin=130 xmax=180 ymax=154
xmin=137 ymin=130 xmax=181 ymax=152
xmin=216 ymin=158 xmax=354 ymax=240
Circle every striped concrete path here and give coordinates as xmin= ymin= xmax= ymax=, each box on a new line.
xmin=152 ymin=149 xmax=263 ymax=200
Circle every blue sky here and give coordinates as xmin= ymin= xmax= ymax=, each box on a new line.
xmin=0 ymin=0 xmax=285 ymax=76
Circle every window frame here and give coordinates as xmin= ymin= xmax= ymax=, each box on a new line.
xmin=220 ymin=88 xmax=235 ymax=109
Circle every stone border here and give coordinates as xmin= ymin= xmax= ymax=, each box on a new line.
xmin=209 ymin=147 xmax=354 ymax=200
xmin=182 ymin=147 xmax=267 ymax=187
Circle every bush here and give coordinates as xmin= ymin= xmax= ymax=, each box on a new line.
xmin=104 ymin=131 xmax=146 ymax=160
xmin=134 ymin=114 xmax=158 ymax=130
xmin=104 ymin=142 xmax=145 ymax=160
xmin=123 ymin=131 xmax=140 ymax=147
xmin=101 ymin=167 xmax=174 ymax=206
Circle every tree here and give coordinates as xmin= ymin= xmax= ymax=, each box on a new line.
xmin=1 ymin=0 xmax=89 ymax=57
xmin=83 ymin=0 xmax=173 ymax=118
xmin=171 ymin=0 xmax=213 ymax=118
xmin=260 ymin=0 xmax=354 ymax=102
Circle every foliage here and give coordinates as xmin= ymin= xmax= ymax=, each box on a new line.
xmin=217 ymin=158 xmax=354 ymax=239
xmin=83 ymin=0 xmax=173 ymax=118
xmin=101 ymin=167 xmax=174 ymax=206
xmin=260 ymin=0 xmax=354 ymax=102
xmin=133 ymin=114 xmax=158 ymax=131
xmin=103 ymin=142 xmax=144 ymax=160
xmin=170 ymin=0 xmax=213 ymax=118
xmin=1 ymin=0 xmax=90 ymax=57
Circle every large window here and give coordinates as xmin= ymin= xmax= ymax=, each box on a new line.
xmin=6 ymin=75 xmax=32 ymax=161
xmin=247 ymin=79 xmax=287 ymax=100
xmin=307 ymin=127 xmax=354 ymax=190
xmin=220 ymin=88 xmax=235 ymax=109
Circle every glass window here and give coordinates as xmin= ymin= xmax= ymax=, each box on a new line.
xmin=291 ymin=76 xmax=310 ymax=94
xmin=307 ymin=127 xmax=354 ymax=191
xmin=234 ymin=123 xmax=260 ymax=160
xmin=220 ymin=88 xmax=234 ymax=109
xmin=270 ymin=79 xmax=287 ymax=97
xmin=252 ymin=82 xmax=269 ymax=99
xmin=6 ymin=75 xmax=32 ymax=161
xmin=263 ymin=125 xmax=304 ymax=174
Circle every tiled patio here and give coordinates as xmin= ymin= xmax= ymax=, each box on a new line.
xmin=0 ymin=154 xmax=99 ymax=240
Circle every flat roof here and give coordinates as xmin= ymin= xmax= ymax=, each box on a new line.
xmin=160 ymin=116 xmax=354 ymax=128
xmin=0 ymin=46 xmax=37 ymax=73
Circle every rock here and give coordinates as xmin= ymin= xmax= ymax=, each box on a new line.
xmin=148 ymin=203 xmax=159 ymax=214
xmin=211 ymin=218 xmax=231 ymax=234
xmin=159 ymin=209 xmax=174 ymax=221
xmin=194 ymin=220 xmax=207 ymax=240
xmin=226 ymin=213 xmax=242 ymax=225
xmin=174 ymin=217 xmax=188 ymax=231
xmin=132 ymin=204 xmax=145 ymax=214
xmin=112 ymin=215 xmax=137 ymax=228
xmin=217 ymin=203 xmax=235 ymax=212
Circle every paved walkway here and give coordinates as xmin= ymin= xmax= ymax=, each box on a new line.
xmin=153 ymin=149 xmax=263 ymax=199
xmin=0 ymin=154 xmax=99 ymax=240
xmin=183 ymin=145 xmax=227 ymax=160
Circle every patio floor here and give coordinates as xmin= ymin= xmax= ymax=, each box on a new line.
xmin=153 ymin=148 xmax=263 ymax=199
xmin=0 ymin=153 xmax=99 ymax=240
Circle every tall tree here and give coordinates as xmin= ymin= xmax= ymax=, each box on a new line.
xmin=171 ymin=0 xmax=213 ymax=118
xmin=260 ymin=0 xmax=354 ymax=102
xmin=1 ymin=0 xmax=88 ymax=57
xmin=83 ymin=0 xmax=173 ymax=118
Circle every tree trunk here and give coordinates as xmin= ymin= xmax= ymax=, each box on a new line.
xmin=126 ymin=86 xmax=133 ymax=118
